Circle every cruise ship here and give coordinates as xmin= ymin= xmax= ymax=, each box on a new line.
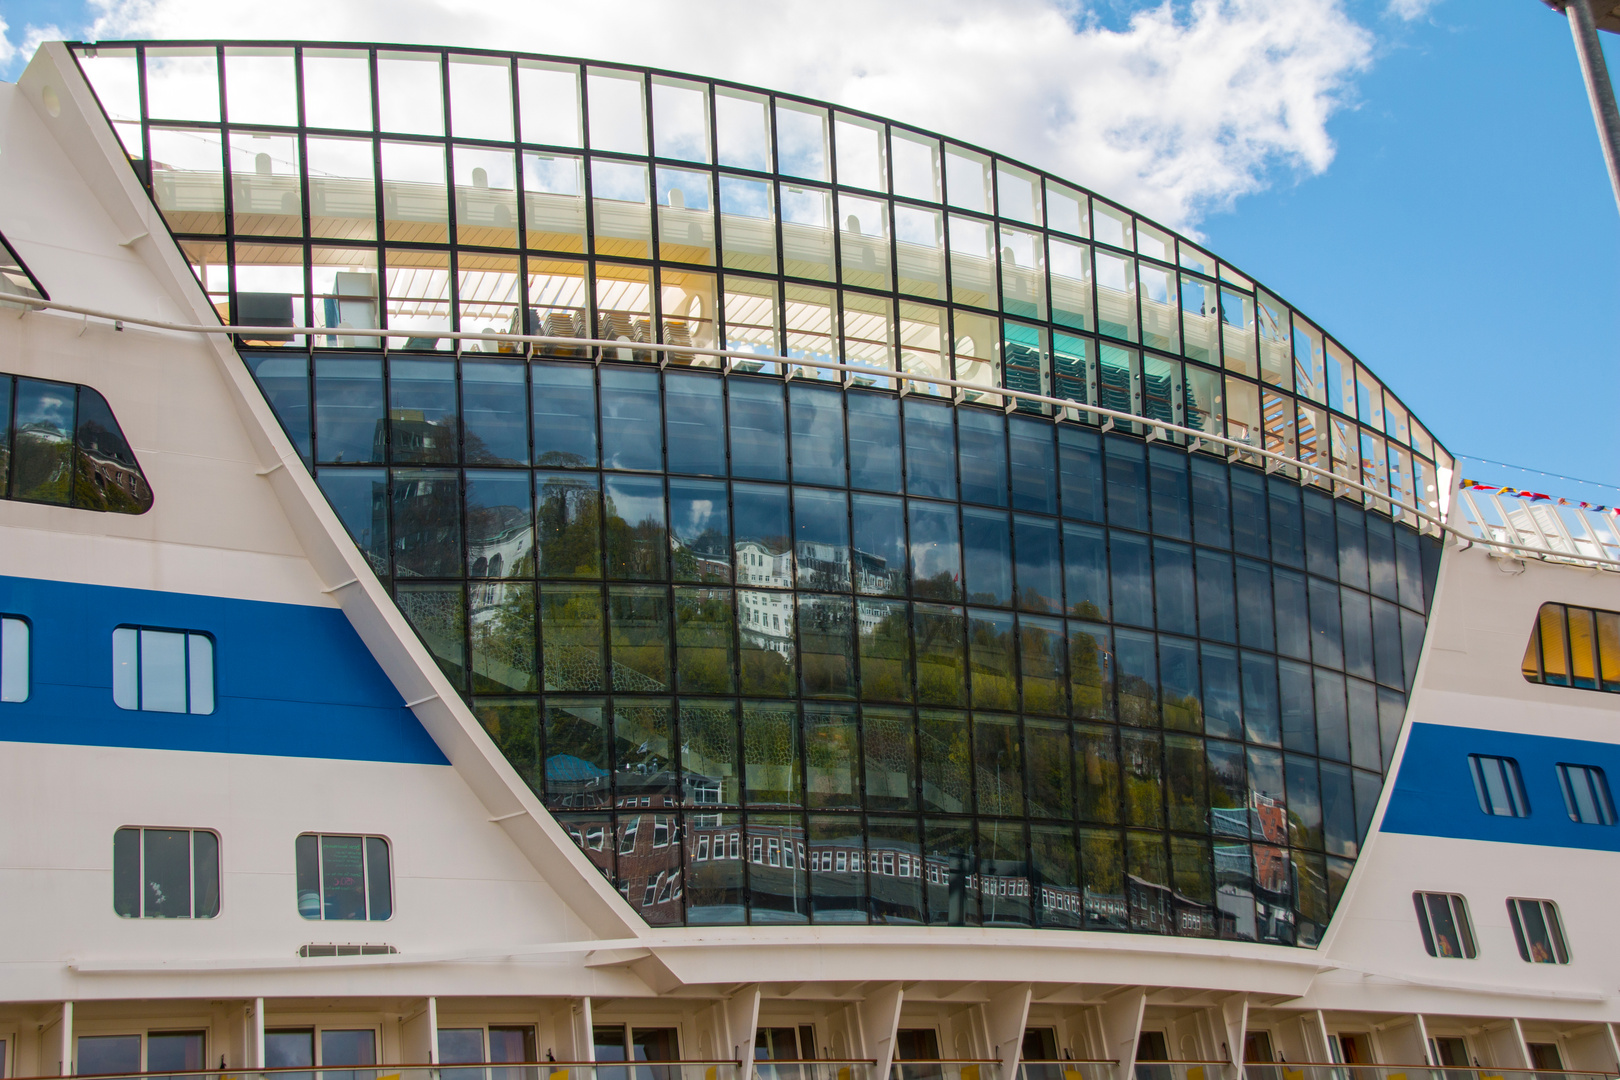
xmin=1 ymin=38 xmax=1618 ymax=1080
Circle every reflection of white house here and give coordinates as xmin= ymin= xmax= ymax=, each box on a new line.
xmin=738 ymin=589 xmax=794 ymax=657
xmin=468 ymin=505 xmax=535 ymax=608
xmin=735 ymin=539 xmax=792 ymax=588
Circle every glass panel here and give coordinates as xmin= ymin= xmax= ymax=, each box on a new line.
xmin=915 ymin=605 xmax=967 ymax=707
xmin=781 ymin=184 xmax=835 ymax=282
xmin=523 ymin=154 xmax=587 ymax=254
xmin=724 ymin=275 xmax=781 ymax=365
xmin=840 ymin=193 xmax=892 ymax=291
xmin=720 ymin=174 xmax=776 ymax=273
xmin=948 ymin=213 xmax=995 ymax=310
xmin=909 ymin=500 xmax=962 ymax=602
xmin=377 ymin=52 xmax=443 ymax=135
xmin=970 ymin=610 xmax=1018 ymax=712
xmin=715 ymin=87 xmax=771 ymax=171
xmin=953 ymin=310 xmax=1002 ymax=405
xmin=603 ymin=474 xmax=667 ymax=580
xmin=150 ymin=126 xmax=226 ymax=234
xmin=592 ymin=161 xmax=652 ymax=260
xmin=448 ymin=54 xmax=513 ymax=141
xmin=652 ymin=77 xmax=710 ymax=163
xmin=669 ymin=477 xmax=730 ymax=583
xmin=777 ymin=101 xmax=830 ymax=181
xmin=519 ymin=61 xmax=582 ymax=147
xmin=835 ymin=114 xmax=887 ymax=192
xmin=784 ymin=284 xmax=838 ymax=380
xmin=1140 ymin=264 xmax=1178 ymax=353
xmin=805 ymin=706 xmax=861 ymax=809
xmin=657 ymin=166 xmax=716 ymax=266
xmin=794 ymin=487 xmax=851 ymax=590
xmin=455 ymin=147 xmax=519 ymax=249
xmin=891 ymin=129 xmax=941 ymax=201
xmin=587 ymin=68 xmax=647 ymax=154
xmin=301 ymin=48 xmax=372 ymax=130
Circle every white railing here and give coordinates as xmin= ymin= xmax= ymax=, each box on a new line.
xmin=15 ymin=293 xmax=1620 ymax=575
xmin=1240 ymin=1064 xmax=1618 ymax=1080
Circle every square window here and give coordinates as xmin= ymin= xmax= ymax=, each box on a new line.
xmin=294 ymin=833 xmax=392 ymax=920
xmin=113 ymin=827 xmax=220 ymax=918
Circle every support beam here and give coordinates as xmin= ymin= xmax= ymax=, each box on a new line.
xmin=578 ymin=998 xmax=596 ymax=1063
xmin=1562 ymin=0 xmax=1620 ymax=214
xmin=1096 ymin=989 xmax=1146 ymax=1080
xmin=856 ymin=983 xmax=906 ymax=1080
xmin=724 ymin=985 xmax=762 ymax=1068
xmin=60 ymin=1002 xmax=73 ymax=1077
xmin=253 ymin=999 xmax=266 ymax=1069
xmin=1215 ymin=997 xmax=1247 ymax=1080
xmin=985 ymin=984 xmax=1033 ymax=1080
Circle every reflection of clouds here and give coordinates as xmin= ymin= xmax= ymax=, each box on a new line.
xmin=523 ymin=154 xmax=582 ymax=196
xmin=780 ymin=187 xmax=828 ymax=227
xmin=652 ymin=81 xmax=709 ymax=163
xmin=605 ymin=476 xmax=664 ymax=526
xmin=591 ymin=160 xmax=647 ymax=203
xmin=657 ymin=167 xmax=712 ymax=211
xmin=720 ymin=176 xmax=772 ymax=221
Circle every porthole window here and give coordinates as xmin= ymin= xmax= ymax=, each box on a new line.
xmin=113 ymin=827 xmax=220 ymax=918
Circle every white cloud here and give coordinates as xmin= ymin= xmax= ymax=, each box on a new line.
xmin=84 ymin=0 xmax=1375 ymax=230
xmin=0 ymin=16 xmax=18 ymax=70
xmin=2 ymin=15 xmax=72 ymax=78
xmin=1385 ymin=0 xmax=1439 ymax=21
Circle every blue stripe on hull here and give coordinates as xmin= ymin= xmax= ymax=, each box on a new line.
xmin=1383 ymin=721 xmax=1620 ymax=851
xmin=0 ymin=574 xmax=446 ymax=765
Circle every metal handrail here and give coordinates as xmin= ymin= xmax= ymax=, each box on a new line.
xmin=22 ymin=1065 xmax=745 ymax=1080
xmin=1240 ymin=1068 xmax=1616 ymax=1076
xmin=18 ymin=293 xmax=1620 ymax=574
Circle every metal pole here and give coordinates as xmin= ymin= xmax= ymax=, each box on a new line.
xmin=1562 ymin=0 xmax=1620 ymax=214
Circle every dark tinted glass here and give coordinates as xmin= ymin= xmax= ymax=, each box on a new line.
xmin=664 ymin=371 xmax=726 ymax=476
xmin=532 ymin=363 xmax=598 ymax=467
xmin=1108 ymin=531 xmax=1152 ymax=628
xmin=248 ymin=353 xmax=313 ymax=464
xmin=461 ymin=361 xmax=529 ymax=465
xmin=1013 ymin=514 xmax=1062 ymax=613
xmin=1153 ymin=540 xmax=1195 ymax=637
xmin=904 ymin=398 xmax=956 ymax=499
xmin=847 ymin=391 xmax=901 ymax=491
xmin=1195 ymin=549 xmax=1236 ymax=643
xmin=1365 ymin=515 xmax=1398 ymax=601
xmin=790 ymin=384 xmax=847 ymax=487
xmin=729 ymin=377 xmax=787 ymax=481
xmin=669 ymin=477 xmax=730 ymax=583
xmin=1335 ymin=501 xmax=1369 ymax=591
xmin=1189 ymin=455 xmax=1230 ymax=548
xmin=1008 ymin=416 xmax=1057 ymax=514
xmin=909 ymin=500 xmax=962 ymax=602
xmin=1235 ymin=558 xmax=1275 ymax=651
xmin=1148 ymin=446 xmax=1190 ymax=539
xmin=957 ymin=408 xmax=1008 ymax=507
xmin=599 ymin=366 xmax=663 ymax=471
xmin=1266 ymin=477 xmax=1304 ymax=568
xmin=314 ymin=358 xmax=383 ymax=464
xmin=1302 ymin=488 xmax=1336 ymax=578
xmin=389 ymin=358 xmax=458 ymax=464
xmin=1104 ymin=436 xmax=1147 ymax=531
xmin=852 ymin=493 xmax=906 ymax=596
xmin=1230 ymin=467 xmax=1268 ymax=559
xmin=1057 ymin=426 xmax=1103 ymax=522
xmin=962 ymin=508 xmax=1012 ymax=607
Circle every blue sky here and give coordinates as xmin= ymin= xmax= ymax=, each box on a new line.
xmin=2 ymin=0 xmax=1616 ymax=500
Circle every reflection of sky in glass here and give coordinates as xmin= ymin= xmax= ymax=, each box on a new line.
xmin=653 ymin=80 xmax=710 ymax=164
xmin=592 ymin=160 xmax=647 ymax=203
xmin=780 ymin=186 xmax=828 ymax=227
xmin=890 ymin=132 xmax=939 ymax=202
xmin=604 ymin=474 xmax=664 ymax=528
xmin=14 ymin=380 xmax=74 ymax=437
xmin=454 ymin=146 xmax=515 ymax=190
xmin=381 ymin=141 xmax=445 ymax=186
xmin=715 ymin=91 xmax=771 ymax=172
xmin=775 ymin=103 xmax=828 ymax=181
xmin=657 ymin=167 xmax=712 ymax=211
xmin=720 ymin=176 xmax=771 ymax=220
xmin=523 ymin=153 xmax=582 ymax=196
xmin=894 ymin=205 xmax=940 ymax=249
xmin=834 ymin=118 xmax=885 ymax=192
xmin=944 ymin=148 xmax=989 ymax=213
xmin=518 ymin=63 xmax=581 ymax=147
xmin=586 ymin=71 xmax=647 ymax=156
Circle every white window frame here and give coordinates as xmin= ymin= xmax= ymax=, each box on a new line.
xmin=112 ymin=625 xmax=215 ymax=714
xmin=0 ymin=616 xmax=28 ymax=703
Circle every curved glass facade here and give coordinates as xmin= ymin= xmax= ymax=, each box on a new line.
xmin=74 ymin=41 xmax=1446 ymax=943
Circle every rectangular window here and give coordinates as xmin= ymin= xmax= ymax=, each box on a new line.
xmin=1557 ymin=763 xmax=1616 ymax=825
xmin=1413 ymin=891 xmax=1477 ymax=958
xmin=1468 ymin=754 xmax=1529 ymax=818
xmin=1523 ymin=601 xmax=1620 ymax=694
xmin=0 ymin=616 xmax=27 ymax=702
xmin=1507 ymin=897 xmax=1570 ymax=964
xmin=295 ymin=833 xmax=392 ymax=920
xmin=112 ymin=827 xmax=220 ymax=918
xmin=112 ymin=627 xmax=215 ymax=714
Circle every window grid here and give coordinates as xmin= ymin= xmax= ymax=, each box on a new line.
xmin=1413 ymin=891 xmax=1476 ymax=959
xmin=82 ymin=41 xmax=1450 ymax=945
xmin=71 ymin=42 xmax=1451 ymax=529
xmin=264 ymin=347 xmax=1436 ymax=942
xmin=1507 ymin=897 xmax=1569 ymax=964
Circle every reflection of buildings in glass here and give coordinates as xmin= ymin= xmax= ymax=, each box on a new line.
xmin=381 ymin=407 xmax=456 ymax=462
xmin=544 ymin=753 xmax=610 ymax=810
xmin=737 ymin=539 xmax=794 ymax=654
xmin=468 ymin=502 xmax=535 ymax=604
xmin=854 ymin=548 xmax=903 ymax=596
xmin=794 ymin=538 xmax=850 ymax=591
xmin=736 ymin=539 xmax=792 ymax=587
xmin=612 ymin=768 xmax=683 ymax=923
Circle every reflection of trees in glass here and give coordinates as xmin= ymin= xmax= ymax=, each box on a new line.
xmin=541 ymin=585 xmax=605 ymax=691
xmin=679 ymin=701 xmax=739 ymax=804
xmin=471 ymin=582 xmax=537 ymax=693
xmin=862 ymin=708 xmax=915 ymax=810
xmin=799 ymin=595 xmax=854 ymax=699
xmin=1020 ymin=623 xmax=1065 ymax=716
xmin=674 ymin=589 xmax=735 ymax=693
xmin=744 ymin=703 xmax=800 ymax=805
xmin=857 ymin=602 xmax=912 ymax=703
xmin=1068 ymin=629 xmax=1110 ymax=719
xmin=395 ymin=583 xmax=467 ymax=687
xmin=919 ymin=711 xmax=971 ymax=813
xmin=973 ymin=717 xmax=1023 ymax=816
xmin=804 ymin=709 xmax=859 ymax=808
xmin=1024 ymin=720 xmax=1072 ymax=819
xmin=1076 ymin=724 xmax=1120 ymax=824
xmin=969 ymin=616 xmax=1017 ymax=711
xmin=913 ymin=606 xmax=965 ymax=707
xmin=608 ymin=587 xmax=671 ymax=691
xmin=672 ymin=526 xmax=730 ymax=583
xmin=536 ymin=476 xmax=600 ymax=578
xmin=12 ymin=426 xmax=72 ymax=503
xmin=1121 ymin=730 xmax=1164 ymax=829
xmin=604 ymin=494 xmax=667 ymax=580
xmin=912 ymin=570 xmax=961 ymax=602
xmin=1164 ymin=735 xmax=1208 ymax=833
xmin=474 ymin=699 xmax=540 ymax=795
xmin=1117 ymin=670 xmax=1157 ymax=726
